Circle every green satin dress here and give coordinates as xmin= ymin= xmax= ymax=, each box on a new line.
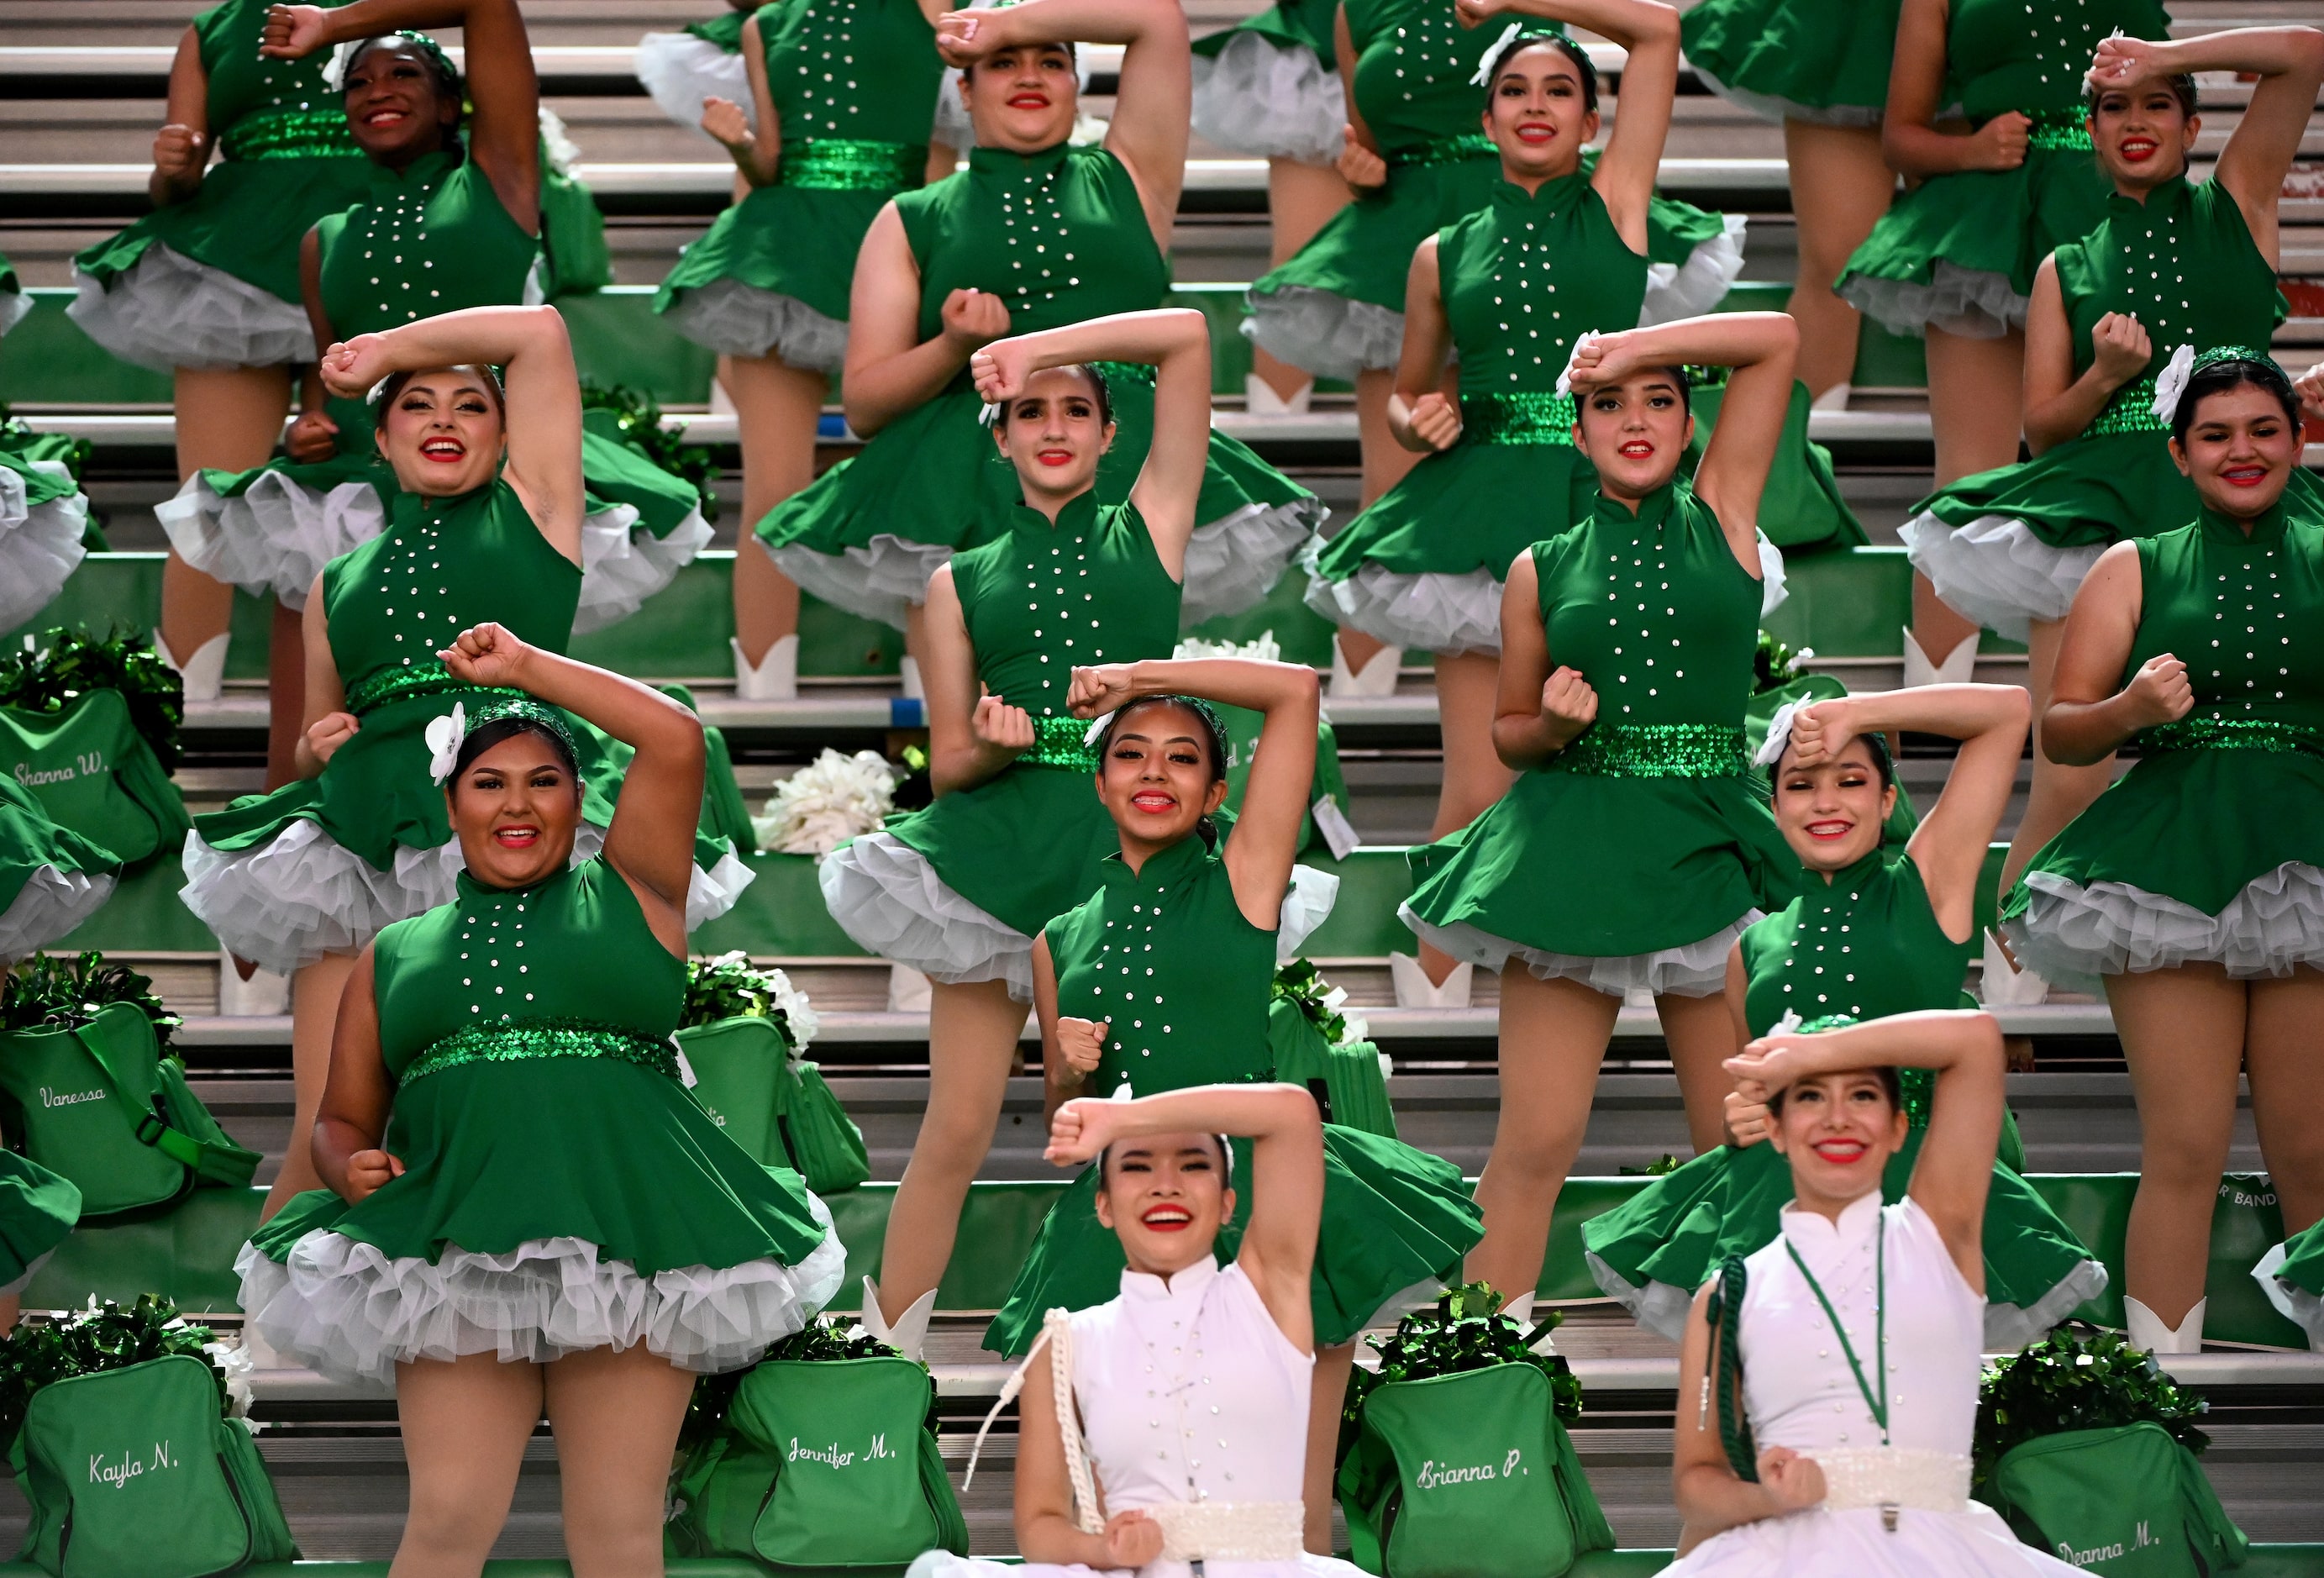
xmin=1584 ymin=850 xmax=2107 ymax=1349
xmin=1837 ymin=0 xmax=2171 ymax=337
xmin=984 ymin=833 xmax=1484 ymax=1355
xmin=1681 ymin=0 xmax=1901 ymax=127
xmin=1190 ymin=0 xmax=1343 ymax=166
xmin=0 ymin=774 xmax=120 ymax=964
xmin=239 ymin=856 xmax=844 ymax=1386
xmin=755 ymin=141 xmax=1321 ymax=631
xmin=655 ymin=0 xmax=944 ymax=371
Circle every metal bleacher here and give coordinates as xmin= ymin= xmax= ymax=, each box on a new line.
xmin=3 ymin=0 xmax=2324 ymax=1566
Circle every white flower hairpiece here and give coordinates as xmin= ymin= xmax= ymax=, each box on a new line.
xmin=324 ymin=37 xmax=365 ymax=90
xmin=978 ymin=400 xmax=1002 ymax=427
xmin=1470 ymin=23 xmax=1524 ymax=86
xmin=1771 ymin=1007 xmax=1803 ymax=1037
xmin=1754 ymin=699 xmax=1802 ymax=767
xmin=424 ymin=701 xmax=467 ymax=785
xmin=1081 ymin=710 xmax=1117 ymax=747
xmin=1555 ymin=330 xmax=1603 ymax=398
xmin=2150 ymin=342 xmax=2195 ymax=423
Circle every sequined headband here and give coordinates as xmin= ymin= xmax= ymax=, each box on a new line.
xmin=328 ymin=29 xmax=461 ymax=95
xmin=2151 ymin=343 xmax=2285 ymax=424
xmin=427 ymin=697 xmax=579 ymax=785
xmin=1470 ymin=24 xmax=1571 ymax=87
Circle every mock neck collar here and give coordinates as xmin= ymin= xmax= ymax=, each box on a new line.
xmin=1596 ymin=476 xmax=1680 ymax=527
xmin=1121 ymin=1249 xmax=1223 ymax=1303
xmin=970 ymin=140 xmax=1071 ymax=176
xmin=1780 ymin=1187 xmax=1883 ymax=1251
xmin=2196 ymin=494 xmax=2287 ymax=549
xmin=455 ymin=860 xmax=569 ymax=902
xmin=1493 ymin=167 xmax=1589 ymax=211
xmin=1010 ymin=487 xmax=1102 ymax=536
xmin=1103 ymin=829 xmax=1212 ymax=888
xmin=1817 ymin=848 xmax=1888 ymax=895
xmin=2108 ymin=171 xmax=2190 ymax=216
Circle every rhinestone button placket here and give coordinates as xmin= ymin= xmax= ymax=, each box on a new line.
xmin=1601 ymin=514 xmax=1686 ymax=716
xmin=793 ymin=0 xmax=861 ymax=136
xmin=457 ymin=885 xmax=534 ymax=1019
xmin=1491 ymin=202 xmax=1567 ymax=382
xmin=1024 ymin=522 xmax=1102 ymax=699
xmin=996 ymin=161 xmax=1082 ymax=316
xmin=1780 ymin=875 xmax=1864 ymax=1016
xmin=1091 ymin=881 xmax=1174 ymax=1062
xmin=359 ymin=179 xmax=450 ymax=323
xmin=381 ymin=512 xmax=462 ymax=669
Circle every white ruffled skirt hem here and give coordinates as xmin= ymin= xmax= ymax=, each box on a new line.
xmin=1182 ymin=497 xmax=1326 ymax=629
xmin=766 ymin=532 xmax=953 ymax=630
xmin=234 ymin=1197 xmax=848 ymax=1388
xmin=1400 ymin=907 xmax=1759 ymax=998
xmin=0 ymin=866 xmax=116 ymax=964
xmin=68 ymin=246 xmax=312 ymax=372
xmin=1191 ymin=31 xmax=1347 ymax=166
xmin=1690 ymin=66 xmax=1885 ymax=129
xmin=664 ymin=277 xmax=849 ymax=371
xmin=633 ymin=31 xmax=751 ymax=139
xmin=2005 ymin=863 xmax=2324 ymax=992
xmin=2253 ymin=1242 xmax=2324 ymax=1352
xmin=576 ymin=503 xmax=712 ymax=634
xmin=1242 ymin=288 xmax=1407 ymax=382
xmin=1303 ymin=560 xmax=1505 ymax=656
xmin=1899 ymin=511 xmax=2101 ymax=643
xmin=1841 ymin=260 xmax=2028 ymax=342
xmin=819 ymin=830 xmax=1037 ymax=998
xmin=1663 ymin=1500 xmax=2083 ymax=1575
xmin=1643 ymin=214 xmax=1749 ymax=326
xmin=0 ymin=460 xmax=89 ymax=630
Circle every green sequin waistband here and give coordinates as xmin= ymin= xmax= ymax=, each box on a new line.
xmin=777 ymin=139 xmax=926 ymax=192
xmin=2022 ymin=108 xmax=2093 ymax=153
xmin=2086 ymin=376 xmax=2167 ymax=437
xmin=344 ymin=661 xmax=524 ymax=718
xmin=1021 ymin=713 xmax=1101 ymax=773
xmin=219 ymin=104 xmax=364 ymax=162
xmin=1386 ymin=134 xmax=1496 ymax=171
xmin=401 ymin=1017 xmax=682 ymax=1090
xmin=1088 ymin=359 xmax=1159 ymax=387
xmin=1463 ymin=391 xmax=1577 ymax=447
xmin=1552 ymin=723 xmax=1748 ymax=778
xmin=2142 ymin=718 xmax=2324 ymax=757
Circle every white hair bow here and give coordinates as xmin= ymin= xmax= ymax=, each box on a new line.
xmin=1555 ymin=331 xmax=1603 ymax=398
xmin=1081 ymin=710 xmax=1117 ymax=748
xmin=1754 ymin=699 xmax=1802 ymax=767
xmin=424 ymin=702 xmax=467 ymax=786
xmin=2150 ymin=342 xmax=2195 ymax=423
xmin=1470 ymin=23 xmax=1524 ymax=86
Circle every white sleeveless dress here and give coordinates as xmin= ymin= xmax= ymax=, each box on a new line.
xmin=1668 ymin=1194 xmax=2084 ymax=1575
xmin=910 ymin=1256 xmax=1365 ymax=1578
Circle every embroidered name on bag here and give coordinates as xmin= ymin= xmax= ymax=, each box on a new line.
xmin=788 ymin=1434 xmax=902 ymax=1469
xmin=39 ymin=1086 xmax=106 ymax=1107
xmin=2058 ymin=1522 xmax=2155 ymax=1568
xmin=14 ymin=750 xmax=103 ymax=787
xmin=1414 ymin=1449 xmax=1527 ymax=1489
xmin=89 ymin=1440 xmax=176 ymax=1489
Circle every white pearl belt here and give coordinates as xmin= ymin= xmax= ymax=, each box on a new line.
xmin=1812 ymin=1448 xmax=1972 ymax=1516
xmin=1142 ymin=1499 xmax=1307 ymax=1560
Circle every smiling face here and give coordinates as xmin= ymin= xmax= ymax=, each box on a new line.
xmin=1095 ymin=700 xmax=1228 ymax=852
xmin=376 ymin=367 xmax=505 ymax=497
xmin=1483 ymin=42 xmax=1597 ymax=181
xmin=960 ymin=41 xmax=1079 ymax=151
xmin=2170 ymin=383 xmax=2301 ymax=520
xmin=1574 ymin=369 xmax=1693 ymax=499
xmin=992 ymin=366 xmax=1113 ymax=504
xmin=2089 ymin=82 xmax=2196 ymax=191
xmin=1767 ymin=1071 xmax=1908 ymax=1207
xmin=445 ymin=730 xmax=583 ymax=889
xmin=1774 ymin=741 xmax=1895 ymax=874
xmin=342 ymin=39 xmax=459 ymax=165
xmin=1094 ymin=1132 xmax=1233 ymax=1277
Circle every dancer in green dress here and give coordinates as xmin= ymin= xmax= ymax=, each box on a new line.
xmin=237 ymin=621 xmax=843 ymax=1572
xmin=657 ymin=0 xmax=949 ymax=702
xmin=1838 ymin=0 xmax=2170 ymax=692
xmin=757 ymin=0 xmax=1320 ymax=660
xmin=69 ymin=0 xmax=375 ymax=705
xmin=165 ymin=0 xmax=705 ymax=706
xmin=636 ymin=3 xmax=757 ymax=135
xmin=0 ymin=254 xmax=91 ymax=634
xmin=1900 ymin=24 xmax=2324 ymax=1007
xmin=1583 ymin=682 xmax=2107 ymax=1348
xmin=1399 ymin=311 xmax=1802 ymax=1306
xmin=2005 ymin=355 xmax=2324 ymax=1355
xmin=184 ymin=304 xmax=753 ymax=1217
xmin=987 ymin=654 xmax=1477 ymax=1550
xmin=0 ymin=780 xmax=120 ymax=966
xmin=1681 ymin=0 xmax=1901 ymax=402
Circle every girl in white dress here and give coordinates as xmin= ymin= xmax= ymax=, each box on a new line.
xmin=1666 ymin=1010 xmax=2085 ymax=1576
xmin=914 ymin=1081 xmax=1364 ymax=1578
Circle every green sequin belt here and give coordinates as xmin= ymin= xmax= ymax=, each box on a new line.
xmin=400 ymin=1017 xmax=682 ymax=1091
xmin=2143 ymin=718 xmax=2324 ymax=758
xmin=777 ymin=139 xmax=926 ymax=192
xmin=1088 ymin=359 xmax=1159 ymax=388
xmin=1385 ymin=134 xmax=1496 ymax=171
xmin=1463 ymin=391 xmax=1577 ymax=447
xmin=344 ymin=660 xmax=525 ymax=718
xmin=1551 ymin=723 xmax=1748 ymax=778
xmin=2021 ymin=108 xmax=2093 ymax=153
xmin=2085 ymin=376 xmax=2167 ymax=437
xmin=219 ymin=104 xmax=365 ymax=163
xmin=1021 ymin=713 xmax=1101 ymax=773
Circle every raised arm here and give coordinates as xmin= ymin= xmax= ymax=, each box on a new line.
xmin=2041 ymin=540 xmax=2179 ymax=765
xmin=1567 ymin=311 xmax=1801 ymax=556
xmin=1491 ymin=550 xmax=1601 ymax=769
xmin=1881 ymin=0 xmax=2030 ymax=179
xmin=266 ymin=0 xmax=543 ymax=232
xmin=1783 ymin=685 xmax=2030 ymax=939
xmin=437 ymin=623 xmax=707 ymax=948
xmin=150 ymin=27 xmax=212 ymax=208
xmin=313 ymin=944 xmax=402 ymax=1202
xmin=318 ymin=304 xmax=586 ymax=561
xmin=1066 ymin=657 xmax=1322 ymax=928
xmin=935 ymin=0 xmax=1191 ymax=244
xmin=1728 ymin=1010 xmax=2006 ymax=1286
xmin=700 ymin=13 xmax=781 ymax=187
xmin=1046 ymin=1083 xmax=1327 ymax=1349
xmin=1387 ymin=239 xmax=1462 ymax=453
xmin=969 ymin=308 xmax=1212 ymax=569
xmin=921 ymin=565 xmax=1036 ymax=795
xmin=841 ymin=208 xmax=1012 ymax=434
xmin=2090 ymin=26 xmax=2324 ymax=261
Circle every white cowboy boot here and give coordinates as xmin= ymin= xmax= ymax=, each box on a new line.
xmin=1391 ymin=953 xmax=1472 ymax=1009
xmin=156 ymin=632 xmax=230 ymax=703
xmin=858 ymin=1276 xmax=938 ymax=1362
xmin=1245 ymin=373 xmax=1312 ymax=417
xmin=1980 ymin=931 xmax=2049 ymax=1007
xmin=2124 ymin=1296 xmax=2205 ymax=1355
xmin=732 ymin=634 xmax=797 ymax=702
xmin=1329 ymin=639 xmax=1400 ymax=699
xmin=1901 ymin=627 xmax=1979 ymax=689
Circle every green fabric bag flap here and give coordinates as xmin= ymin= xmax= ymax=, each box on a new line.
xmin=1267 ymin=997 xmax=1397 ymax=1140
xmin=0 ymin=690 xmax=187 ymax=868
xmin=724 ymin=1355 xmax=967 ymax=1570
xmin=17 ymin=1354 xmax=283 ymax=1578
xmin=778 ymin=1059 xmax=871 ymax=1195
xmin=1989 ymin=1422 xmax=2249 ymax=1578
xmin=152 ymin=1060 xmax=260 ymax=1189
xmin=1212 ymin=702 xmax=1358 ymax=858
xmin=215 ymin=1417 xmax=298 ymax=1566
xmin=1683 ymin=379 xmax=1866 ymax=552
xmin=665 ymin=1435 xmax=782 ymax=1562
xmin=678 ymin=1018 xmax=791 ymax=1170
xmin=0 ymin=1004 xmax=187 ymax=1218
xmin=1338 ymin=1365 xmax=1615 ymax=1578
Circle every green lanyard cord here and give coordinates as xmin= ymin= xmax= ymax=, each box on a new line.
xmin=1784 ymin=1215 xmax=1889 ymax=1444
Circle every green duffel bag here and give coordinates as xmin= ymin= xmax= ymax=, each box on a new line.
xmin=778 ymin=1056 xmax=870 ymax=1193
xmin=1986 ymin=1422 xmax=2248 ymax=1577
xmin=671 ymin=1348 xmax=967 ymax=1571
xmin=678 ymin=1015 xmax=870 ymax=1192
xmin=0 ymin=999 xmax=257 ymax=1219
xmin=1339 ymin=1360 xmax=1612 ymax=1578
xmin=16 ymin=1354 xmax=297 ymax=1578
xmin=0 ymin=689 xmax=188 ymax=869
xmin=1268 ymin=971 xmax=1396 ymax=1141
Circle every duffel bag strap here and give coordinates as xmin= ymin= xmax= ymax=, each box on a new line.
xmin=131 ymin=1110 xmax=259 ymax=1186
